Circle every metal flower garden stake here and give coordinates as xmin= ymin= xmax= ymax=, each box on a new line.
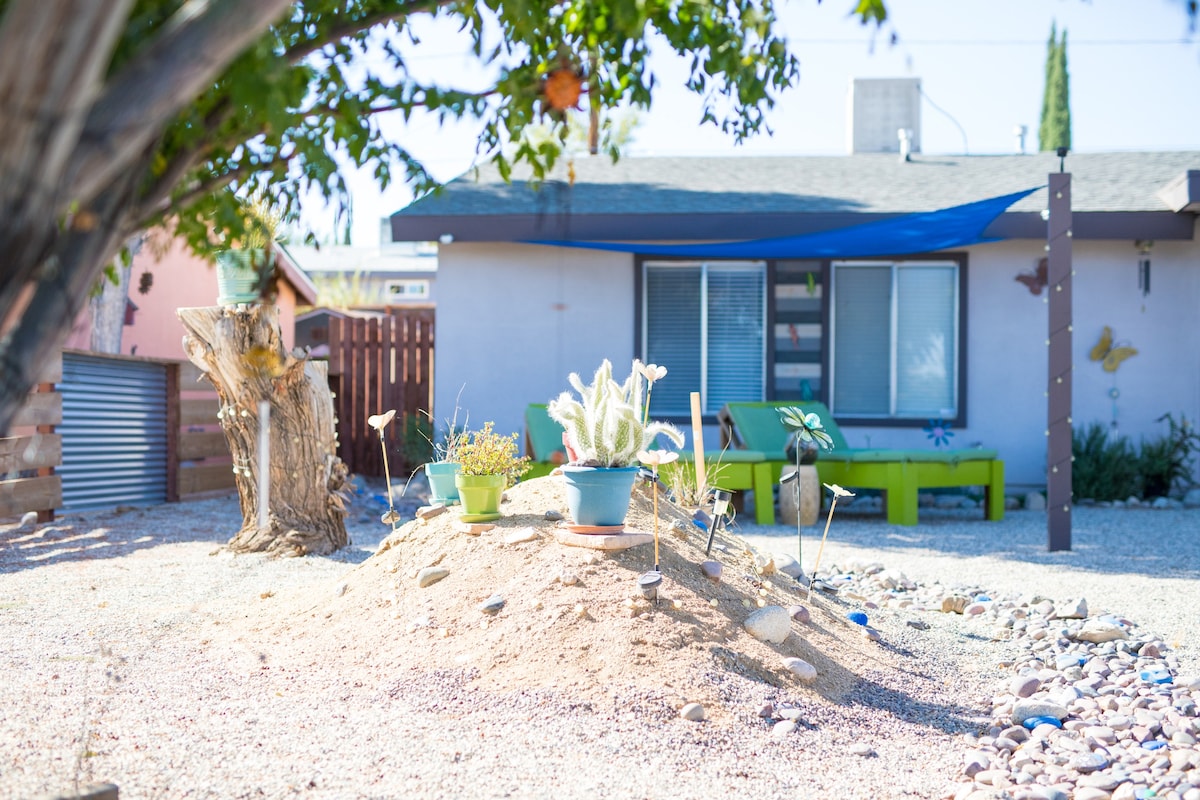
xmin=368 ymin=409 xmax=401 ymax=532
xmin=777 ymin=407 xmax=834 ymax=567
xmin=807 ymin=483 xmax=854 ymax=600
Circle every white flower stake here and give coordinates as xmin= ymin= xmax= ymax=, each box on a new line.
xmin=807 ymin=483 xmax=855 ymax=601
xmin=636 ymin=361 xmax=667 ymax=429
xmin=368 ymin=410 xmax=401 ymax=530
xmin=637 ymin=448 xmax=679 ymax=573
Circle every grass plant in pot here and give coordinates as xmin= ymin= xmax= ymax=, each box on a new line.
xmin=454 ymin=422 xmax=529 ymax=522
xmin=423 ymin=408 xmax=468 ymax=505
xmin=547 ymin=359 xmax=684 ymax=530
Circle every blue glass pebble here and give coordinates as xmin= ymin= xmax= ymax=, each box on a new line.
xmin=693 ymin=519 xmax=707 ymax=531
xmin=1139 ymin=668 xmax=1173 ymax=684
xmin=1141 ymin=740 xmax=1167 ymax=751
xmin=847 ymin=612 xmax=868 ymax=626
xmin=1022 ymin=715 xmax=1062 ymax=730
xmin=974 ymin=594 xmax=991 ymax=602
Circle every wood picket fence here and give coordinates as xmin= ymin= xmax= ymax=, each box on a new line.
xmin=327 ymin=307 xmax=435 ymax=477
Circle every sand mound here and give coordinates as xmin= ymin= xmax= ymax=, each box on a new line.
xmin=239 ymin=476 xmax=903 ymax=721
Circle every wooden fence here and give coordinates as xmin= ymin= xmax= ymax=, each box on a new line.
xmin=0 ymin=351 xmax=63 ymax=521
xmin=328 ymin=307 xmax=435 ymax=477
xmin=171 ymin=360 xmax=235 ymax=500
xmin=1 ymin=353 xmax=234 ymax=522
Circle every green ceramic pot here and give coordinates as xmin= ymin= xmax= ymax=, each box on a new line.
xmin=455 ymin=473 xmax=505 ymax=522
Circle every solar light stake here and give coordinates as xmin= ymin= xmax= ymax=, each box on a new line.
xmin=807 ymin=483 xmax=854 ymax=601
xmin=705 ymin=488 xmax=731 ymax=555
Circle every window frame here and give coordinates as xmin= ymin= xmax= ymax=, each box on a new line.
xmin=825 ymin=253 xmax=968 ymax=429
xmin=635 ymin=256 xmax=768 ymax=422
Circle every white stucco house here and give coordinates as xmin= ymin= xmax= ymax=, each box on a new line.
xmin=388 ymin=151 xmax=1200 ymax=491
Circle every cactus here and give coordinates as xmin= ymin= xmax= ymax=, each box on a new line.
xmin=548 ymin=359 xmax=684 ymax=468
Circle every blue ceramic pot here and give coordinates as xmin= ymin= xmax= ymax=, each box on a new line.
xmin=560 ymin=465 xmax=639 ymax=527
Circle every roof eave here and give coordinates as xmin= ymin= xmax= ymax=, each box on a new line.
xmin=392 ymin=210 xmax=1197 ymax=245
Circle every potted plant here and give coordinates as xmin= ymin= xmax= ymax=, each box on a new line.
xmin=216 ymin=196 xmax=282 ymax=306
xmin=422 ymin=405 xmax=468 ymax=505
xmin=454 ymin=422 xmax=530 ymax=522
xmin=547 ymin=359 xmax=684 ymax=528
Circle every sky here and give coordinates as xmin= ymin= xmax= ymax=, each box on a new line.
xmin=316 ymin=0 xmax=1200 ymax=247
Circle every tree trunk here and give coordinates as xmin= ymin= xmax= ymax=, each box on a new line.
xmin=177 ymin=304 xmax=349 ymax=556
xmin=90 ymin=255 xmax=131 ymax=354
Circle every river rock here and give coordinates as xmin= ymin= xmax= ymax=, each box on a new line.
xmin=503 ymin=527 xmax=539 ymax=545
xmin=744 ymin=606 xmax=790 ymax=643
xmin=1011 ymin=699 xmax=1069 ymax=725
xmin=1054 ymin=597 xmax=1088 ymax=619
xmin=544 ymin=509 xmax=564 ymax=521
xmin=772 ymin=552 xmax=805 ymax=579
xmin=788 ymin=605 xmax=811 ymax=624
xmin=679 ymin=702 xmax=705 ymax=722
xmin=753 ymin=552 xmax=777 ymax=575
xmin=1024 ymin=491 xmax=1046 ymax=510
xmin=1072 ymin=619 xmax=1128 ymax=643
xmin=699 ymin=561 xmax=722 ymax=583
xmin=417 ymin=566 xmax=450 ymax=587
xmin=416 ymin=503 xmax=448 ymax=520
xmin=478 ymin=594 xmax=505 ymax=614
xmin=18 ymin=511 xmax=38 ymax=530
xmin=781 ymin=656 xmax=818 ymax=683
xmin=1010 ymin=675 xmax=1041 ymax=698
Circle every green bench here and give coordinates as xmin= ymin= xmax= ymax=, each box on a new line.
xmin=717 ymin=401 xmax=1005 ymax=526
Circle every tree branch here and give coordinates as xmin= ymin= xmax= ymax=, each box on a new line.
xmin=282 ymin=0 xmax=457 ymax=65
xmin=63 ymin=0 xmax=294 ymax=210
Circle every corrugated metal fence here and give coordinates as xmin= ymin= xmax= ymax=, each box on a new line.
xmin=59 ymin=353 xmax=170 ymax=510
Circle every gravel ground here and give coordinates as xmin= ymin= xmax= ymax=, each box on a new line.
xmin=1 ymin=486 xmax=1196 ymax=800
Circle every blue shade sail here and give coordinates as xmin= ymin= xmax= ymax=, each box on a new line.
xmin=527 ymin=187 xmax=1041 ymax=258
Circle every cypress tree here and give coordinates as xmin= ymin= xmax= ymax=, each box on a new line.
xmin=1039 ymin=23 xmax=1072 ymax=151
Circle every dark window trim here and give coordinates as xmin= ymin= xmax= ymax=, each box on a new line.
xmin=636 ymin=251 xmax=969 ymax=429
xmin=827 ymin=251 xmax=969 ymax=430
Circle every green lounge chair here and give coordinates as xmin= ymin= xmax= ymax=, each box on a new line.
xmin=522 ymin=403 xmax=566 ymax=479
xmin=717 ymin=401 xmax=1005 ymax=526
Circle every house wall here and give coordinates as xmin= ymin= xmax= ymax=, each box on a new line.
xmin=433 ymin=243 xmax=634 ymax=439
xmin=65 ymin=238 xmax=301 ymax=360
xmin=845 ymin=231 xmax=1200 ymax=488
xmin=435 ymin=229 xmax=1200 ymax=492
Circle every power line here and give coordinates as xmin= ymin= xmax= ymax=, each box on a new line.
xmin=791 ymin=38 xmax=1195 ymax=46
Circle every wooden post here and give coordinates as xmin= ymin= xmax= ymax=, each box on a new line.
xmin=689 ymin=392 xmax=706 ymax=497
xmin=1047 ymin=172 xmax=1073 ymax=551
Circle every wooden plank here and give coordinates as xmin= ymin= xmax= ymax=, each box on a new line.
xmin=181 ymin=397 xmax=220 ymax=426
xmin=178 ymin=463 xmax=236 ymax=496
xmin=0 ymin=434 xmax=61 ymax=473
xmin=0 ymin=475 xmax=62 ymax=518
xmin=179 ymin=431 xmax=230 ymax=460
xmin=328 ymin=315 xmax=344 ymax=376
xmin=166 ymin=364 xmax=180 ymax=502
xmin=12 ymin=392 xmax=62 ymax=428
xmin=34 ymin=351 xmax=63 ymax=384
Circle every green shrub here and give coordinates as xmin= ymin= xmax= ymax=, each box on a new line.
xmin=1071 ymin=422 xmax=1139 ymax=501
xmin=1137 ymin=413 xmax=1200 ymax=499
xmin=395 ymin=414 xmax=434 ymax=474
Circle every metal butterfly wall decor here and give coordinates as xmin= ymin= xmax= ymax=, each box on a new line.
xmin=1089 ymin=325 xmax=1138 ymax=373
xmin=1015 ymin=258 xmax=1048 ymax=295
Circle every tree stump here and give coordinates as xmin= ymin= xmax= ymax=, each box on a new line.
xmin=177 ymin=305 xmax=349 ymax=556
